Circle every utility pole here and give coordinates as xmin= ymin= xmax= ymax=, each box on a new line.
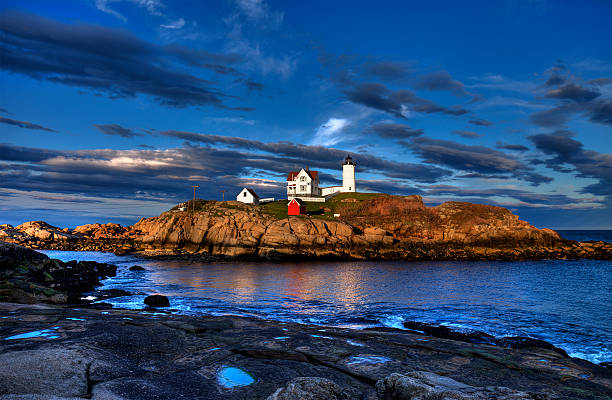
xmin=221 ymin=190 xmax=226 ymax=202
xmin=191 ymin=185 xmax=199 ymax=212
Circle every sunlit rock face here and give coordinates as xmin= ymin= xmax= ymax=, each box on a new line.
xmin=4 ymin=196 xmax=611 ymax=261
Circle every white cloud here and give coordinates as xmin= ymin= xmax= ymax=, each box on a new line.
xmin=160 ymin=18 xmax=186 ymax=29
xmin=235 ymin=0 xmax=284 ymax=26
xmin=467 ymin=74 xmax=536 ymax=93
xmin=227 ymin=40 xmax=297 ymax=79
xmin=95 ymin=0 xmax=164 ymax=21
xmin=209 ymin=116 xmax=256 ymax=126
xmin=310 ymin=118 xmax=350 ymax=147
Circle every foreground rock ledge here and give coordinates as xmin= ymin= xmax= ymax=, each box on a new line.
xmin=1 ymin=303 xmax=610 ymax=400
xmin=2 ymin=196 xmax=611 ymax=261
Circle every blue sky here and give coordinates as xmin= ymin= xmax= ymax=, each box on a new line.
xmin=1 ymin=0 xmax=611 ymax=229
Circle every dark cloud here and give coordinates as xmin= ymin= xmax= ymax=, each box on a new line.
xmin=159 ymin=130 xmax=451 ymax=183
xmin=344 ymin=82 xmax=469 ymax=119
xmin=456 ymin=173 xmax=511 ymax=180
xmin=587 ymin=100 xmax=612 ymax=125
xmin=366 ymin=123 xmax=423 ymax=139
xmin=415 ymin=71 xmax=466 ymax=96
xmin=163 ymin=43 xmax=242 ymax=66
xmin=94 ymin=124 xmax=142 ymax=138
xmin=532 ymin=71 xmax=612 ymax=127
xmin=402 ymin=137 xmax=551 ymax=185
xmin=364 ymin=61 xmax=409 ymax=80
xmin=0 ymin=116 xmax=56 ymax=132
xmin=452 ymin=130 xmax=480 ymax=139
xmin=424 ymin=185 xmax=589 ymax=207
xmin=495 ymin=142 xmax=529 ymax=152
xmin=0 ymin=11 xmax=250 ymax=110
xmin=0 ymin=143 xmax=63 ymax=162
xmin=202 ymin=64 xmax=242 ymax=76
xmin=545 ymin=83 xmax=600 ymax=103
xmin=244 ymin=80 xmax=264 ymax=91
xmin=588 ymin=78 xmax=612 ymax=86
xmin=544 ymin=74 xmax=565 ymax=87
xmin=0 ymin=107 xmax=10 ymax=114
xmin=358 ymin=180 xmax=422 ymax=196
xmin=530 ymin=104 xmax=575 ymax=127
xmin=528 ymin=130 xmax=612 ymax=196
xmin=468 ymin=119 xmax=493 ymax=126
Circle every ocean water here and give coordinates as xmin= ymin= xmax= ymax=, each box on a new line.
xmin=40 ymin=249 xmax=612 ymax=365
xmin=557 ymin=230 xmax=612 ymax=242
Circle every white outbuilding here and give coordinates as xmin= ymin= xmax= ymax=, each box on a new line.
xmin=236 ymin=187 xmax=260 ymax=204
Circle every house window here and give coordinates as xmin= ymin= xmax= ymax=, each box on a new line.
xmin=243 ymin=192 xmax=247 ymax=197
xmin=300 ymin=185 xmax=306 ymax=191
xmin=300 ymin=176 xmax=306 ymax=181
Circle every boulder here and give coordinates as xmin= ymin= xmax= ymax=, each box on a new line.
xmin=375 ymin=372 xmax=534 ymax=400
xmin=144 ymin=295 xmax=170 ymax=307
xmin=15 ymin=222 xmax=80 ymax=242
xmin=0 ymin=348 xmax=89 ymax=397
xmin=266 ymin=377 xmax=351 ymax=400
xmin=129 ymin=265 xmax=146 ymax=271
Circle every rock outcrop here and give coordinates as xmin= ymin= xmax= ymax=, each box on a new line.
xmin=2 ymin=196 xmax=611 ymax=261
xmin=2 ymin=303 xmax=610 ymax=399
xmin=0 ymin=241 xmax=117 ymax=304
xmin=375 ymin=372 xmax=535 ymax=400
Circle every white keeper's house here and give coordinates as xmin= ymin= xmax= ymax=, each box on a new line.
xmin=236 ymin=187 xmax=260 ymax=204
xmin=287 ymin=155 xmax=356 ymax=202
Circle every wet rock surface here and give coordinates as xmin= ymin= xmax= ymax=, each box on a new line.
xmin=1 ymin=198 xmax=611 ymax=261
xmin=401 ymin=321 xmax=569 ymax=357
xmin=0 ymin=303 xmax=610 ymax=400
xmin=375 ymin=372 xmax=534 ymax=399
xmin=0 ymin=241 xmax=117 ymax=304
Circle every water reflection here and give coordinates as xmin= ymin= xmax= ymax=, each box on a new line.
xmin=40 ymin=251 xmax=612 ymax=364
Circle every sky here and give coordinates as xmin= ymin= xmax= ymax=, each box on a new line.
xmin=0 ymin=0 xmax=611 ymax=229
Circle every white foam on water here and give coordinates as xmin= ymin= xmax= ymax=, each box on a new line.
xmin=380 ymin=315 xmax=405 ymax=329
xmin=346 ymin=339 xmax=365 ymax=347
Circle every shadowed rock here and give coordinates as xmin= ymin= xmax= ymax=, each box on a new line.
xmin=0 ymin=241 xmax=117 ymax=304
xmin=266 ymin=377 xmax=356 ymax=400
xmin=144 ymin=295 xmax=170 ymax=307
xmin=376 ymin=372 xmax=535 ymax=399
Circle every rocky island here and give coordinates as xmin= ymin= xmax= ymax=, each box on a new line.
xmin=1 ymin=194 xmax=610 ymax=261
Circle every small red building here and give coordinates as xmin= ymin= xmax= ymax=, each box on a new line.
xmin=288 ymin=198 xmax=307 ymax=216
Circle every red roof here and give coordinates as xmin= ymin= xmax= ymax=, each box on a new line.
xmin=306 ymin=170 xmax=318 ymax=181
xmin=286 ymin=169 xmax=319 ymax=181
xmin=289 ymin=198 xmax=305 ymax=205
xmin=245 ymin=188 xmax=259 ymax=198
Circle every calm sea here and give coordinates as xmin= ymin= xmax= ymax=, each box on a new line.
xmin=557 ymin=230 xmax=612 ymax=242
xmin=40 ymin=233 xmax=612 ymax=365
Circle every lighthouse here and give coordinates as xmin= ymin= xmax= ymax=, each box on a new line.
xmin=342 ymin=155 xmax=356 ymax=192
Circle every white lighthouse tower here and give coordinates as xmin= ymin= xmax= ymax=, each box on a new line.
xmin=342 ymin=155 xmax=356 ymax=192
